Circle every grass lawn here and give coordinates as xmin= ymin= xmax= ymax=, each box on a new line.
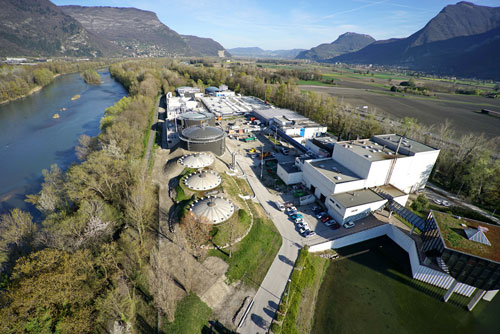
xmin=311 ymin=236 xmax=500 ymax=334
xmin=162 ymin=292 xmax=212 ymax=334
xmin=278 ymin=248 xmax=330 ymax=334
xmin=209 ymin=214 xmax=281 ymax=286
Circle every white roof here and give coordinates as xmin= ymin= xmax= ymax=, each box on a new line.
xmin=178 ymin=153 xmax=214 ymax=169
xmin=190 ymin=196 xmax=235 ymax=224
xmin=184 ymin=171 xmax=222 ymax=191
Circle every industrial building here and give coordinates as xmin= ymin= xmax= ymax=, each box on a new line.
xmin=179 ymin=125 xmax=226 ymax=156
xmin=305 ymin=136 xmax=336 ymax=157
xmin=205 ymin=85 xmax=235 ymax=97
xmin=166 ymin=94 xmax=200 ymax=121
xmin=289 ymin=134 xmax=439 ymax=224
xmin=201 ymin=95 xmax=254 ymax=117
xmin=176 ymin=86 xmax=202 ymax=98
xmin=276 ymin=162 xmax=303 ymax=185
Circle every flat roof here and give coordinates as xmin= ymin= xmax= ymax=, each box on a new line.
xmin=309 ymin=158 xmax=362 ymax=184
xmin=279 ymin=162 xmax=301 ymax=174
xmin=377 ymin=184 xmax=407 ymax=198
xmin=432 ymin=210 xmax=500 ymax=263
xmin=335 ymin=139 xmax=403 ymax=162
xmin=332 ymin=189 xmax=386 ymax=208
xmin=372 ymin=134 xmax=438 ymax=154
xmin=201 ymin=96 xmax=251 ymax=115
xmin=253 ymin=107 xmax=307 ymax=122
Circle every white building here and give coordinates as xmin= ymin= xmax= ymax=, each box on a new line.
xmin=166 ymin=95 xmax=199 ymax=120
xmin=299 ymin=134 xmax=439 ymax=224
xmin=277 ymin=162 xmax=303 ymax=185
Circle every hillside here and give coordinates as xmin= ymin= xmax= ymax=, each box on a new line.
xmin=296 ymin=32 xmax=375 ymax=61
xmin=227 ymin=47 xmax=306 ymax=58
xmin=181 ymin=35 xmax=230 ymax=57
xmin=0 ymin=0 xmax=118 ymax=57
xmin=331 ymin=2 xmax=500 ymax=79
xmin=61 ymin=5 xmax=191 ymax=57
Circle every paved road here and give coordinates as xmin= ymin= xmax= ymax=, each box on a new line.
xmin=235 ymin=153 xmax=305 ymax=334
xmin=426 ymin=183 xmax=499 ymax=224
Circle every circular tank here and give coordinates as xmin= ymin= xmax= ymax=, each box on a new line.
xmin=178 ymin=153 xmax=214 ymax=169
xmin=190 ymin=196 xmax=235 ymax=224
xmin=180 ymin=125 xmax=226 ymax=156
xmin=179 ymin=111 xmax=215 ymax=128
xmin=183 ymin=170 xmax=222 ymax=191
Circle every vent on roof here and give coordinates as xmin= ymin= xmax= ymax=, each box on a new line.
xmin=464 ymin=226 xmax=491 ymax=246
xmin=365 ymin=154 xmax=372 ymax=158
xmin=334 ymin=176 xmax=342 ymax=180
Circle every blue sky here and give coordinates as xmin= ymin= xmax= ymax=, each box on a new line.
xmin=52 ymin=0 xmax=500 ymax=49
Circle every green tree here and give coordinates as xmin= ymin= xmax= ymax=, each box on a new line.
xmin=33 ymin=68 xmax=54 ymax=86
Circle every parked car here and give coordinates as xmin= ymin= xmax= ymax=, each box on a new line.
xmin=433 ymin=198 xmax=443 ymax=205
xmin=330 ymin=222 xmax=341 ymax=230
xmin=298 ymin=222 xmax=310 ymax=230
xmin=294 ymin=217 xmax=304 ymax=223
xmin=290 ymin=214 xmax=303 ymax=220
xmin=321 ymin=215 xmax=332 ymax=223
xmin=442 ymin=200 xmax=450 ymax=207
xmin=305 ymin=230 xmax=316 ymax=237
xmin=277 ymin=202 xmax=285 ymax=211
xmin=343 ymin=221 xmax=355 ymax=229
xmin=312 ymin=206 xmax=321 ymax=213
xmin=286 ymin=206 xmax=297 ymax=212
xmin=324 ymin=219 xmax=336 ymax=227
xmin=316 ymin=212 xmax=327 ymax=219
xmin=299 ymin=227 xmax=308 ymax=235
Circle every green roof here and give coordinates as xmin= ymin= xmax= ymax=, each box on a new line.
xmin=432 ymin=210 xmax=500 ymax=263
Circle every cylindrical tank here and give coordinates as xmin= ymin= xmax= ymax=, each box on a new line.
xmin=180 ymin=125 xmax=226 ymax=156
xmin=179 ymin=111 xmax=215 ymax=128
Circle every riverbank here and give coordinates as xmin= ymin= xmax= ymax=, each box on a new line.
xmin=0 ymin=74 xmax=62 ymax=105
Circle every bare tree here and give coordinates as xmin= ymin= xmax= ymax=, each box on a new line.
xmin=149 ymin=248 xmax=178 ymax=322
xmin=180 ymin=212 xmax=212 ymax=259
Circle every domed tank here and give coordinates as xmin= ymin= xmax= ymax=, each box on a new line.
xmin=178 ymin=153 xmax=214 ymax=169
xmin=180 ymin=125 xmax=226 ymax=156
xmin=189 ymin=196 xmax=235 ymax=224
xmin=183 ymin=170 xmax=221 ymax=191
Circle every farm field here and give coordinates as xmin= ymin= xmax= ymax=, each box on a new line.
xmin=300 ymin=84 xmax=500 ymax=138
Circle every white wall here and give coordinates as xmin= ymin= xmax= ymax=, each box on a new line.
xmin=277 ymin=164 xmax=303 ymax=185
xmin=393 ymin=194 xmax=409 ymax=207
xmin=332 ymin=144 xmax=372 ymax=178
xmin=389 ymin=150 xmax=439 ymax=193
xmin=365 ymin=159 xmax=393 ymax=187
xmin=333 ymin=179 xmax=367 ymax=194
xmin=326 ymin=196 xmax=387 ymax=224
xmin=302 ymin=160 xmax=335 ymax=201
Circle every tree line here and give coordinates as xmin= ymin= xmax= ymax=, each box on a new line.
xmin=0 ymin=60 xmax=109 ymax=103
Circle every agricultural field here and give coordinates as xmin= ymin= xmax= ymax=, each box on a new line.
xmin=299 ymin=83 xmax=500 ymax=138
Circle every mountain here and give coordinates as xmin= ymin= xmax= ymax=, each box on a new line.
xmin=181 ymin=35 xmax=230 ymax=57
xmin=227 ymin=47 xmax=306 ymax=58
xmin=330 ymin=2 xmax=500 ymax=79
xmin=0 ymin=0 xmax=118 ymax=57
xmin=296 ymin=32 xmax=375 ymax=61
xmin=61 ymin=5 xmax=192 ymax=57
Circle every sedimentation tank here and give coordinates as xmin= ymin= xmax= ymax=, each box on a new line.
xmin=178 ymin=111 xmax=215 ymax=128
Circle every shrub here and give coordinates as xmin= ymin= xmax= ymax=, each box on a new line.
xmin=411 ymin=194 xmax=429 ymax=213
xmin=270 ymin=322 xmax=281 ymax=333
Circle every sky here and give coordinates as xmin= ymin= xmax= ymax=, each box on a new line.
xmin=52 ymin=0 xmax=500 ymax=50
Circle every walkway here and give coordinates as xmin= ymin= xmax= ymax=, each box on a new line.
xmin=235 ymin=153 xmax=304 ymax=334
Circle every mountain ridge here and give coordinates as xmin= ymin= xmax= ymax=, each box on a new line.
xmin=296 ymin=32 xmax=375 ymax=61
xmin=330 ymin=2 xmax=500 ymax=79
xmin=227 ymin=47 xmax=306 ymax=58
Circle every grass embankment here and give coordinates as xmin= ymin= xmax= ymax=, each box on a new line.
xmin=209 ymin=199 xmax=281 ymax=286
xmin=297 ymin=80 xmax=333 ymax=86
xmin=272 ymin=248 xmax=329 ymax=334
xmin=211 ymin=209 xmax=252 ymax=246
xmin=394 ymin=214 xmax=422 ymax=235
xmin=162 ymin=292 xmax=212 ymax=334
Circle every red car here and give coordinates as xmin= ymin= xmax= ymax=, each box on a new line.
xmin=330 ymin=222 xmax=341 ymax=230
xmin=321 ymin=215 xmax=332 ymax=223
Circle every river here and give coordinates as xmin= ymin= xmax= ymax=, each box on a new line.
xmin=0 ymin=70 xmax=127 ymax=216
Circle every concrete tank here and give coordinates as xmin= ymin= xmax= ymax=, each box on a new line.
xmin=179 ymin=111 xmax=215 ymax=128
xmin=180 ymin=125 xmax=226 ymax=156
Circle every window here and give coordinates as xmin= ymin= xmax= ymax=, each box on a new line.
xmin=336 ymin=204 xmax=341 ymax=209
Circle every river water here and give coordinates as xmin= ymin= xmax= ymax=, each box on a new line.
xmin=0 ymin=71 xmax=127 ymax=216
